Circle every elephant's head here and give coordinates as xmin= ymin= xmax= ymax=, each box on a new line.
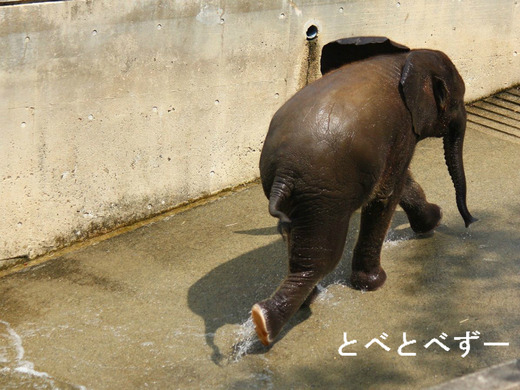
xmin=320 ymin=38 xmax=476 ymax=228
xmin=400 ymin=50 xmax=477 ymax=227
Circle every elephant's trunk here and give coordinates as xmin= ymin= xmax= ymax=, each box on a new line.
xmin=443 ymin=121 xmax=477 ymax=228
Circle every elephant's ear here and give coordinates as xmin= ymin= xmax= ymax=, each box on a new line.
xmin=400 ymin=50 xmax=450 ymax=138
xmin=320 ymin=36 xmax=409 ymax=75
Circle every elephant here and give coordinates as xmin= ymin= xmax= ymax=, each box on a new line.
xmin=251 ymin=37 xmax=477 ymax=346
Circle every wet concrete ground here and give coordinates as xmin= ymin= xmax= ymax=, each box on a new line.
xmin=1 ymin=122 xmax=519 ymax=388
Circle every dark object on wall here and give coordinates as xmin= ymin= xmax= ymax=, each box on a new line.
xmin=320 ymin=36 xmax=410 ymax=75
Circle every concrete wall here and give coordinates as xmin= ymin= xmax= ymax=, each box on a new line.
xmin=1 ymin=0 xmax=519 ymax=262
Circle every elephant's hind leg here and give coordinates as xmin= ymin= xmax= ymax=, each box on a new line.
xmin=399 ymin=170 xmax=442 ymax=234
xmin=252 ymin=204 xmax=352 ymax=346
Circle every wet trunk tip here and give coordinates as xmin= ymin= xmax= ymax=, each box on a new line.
xmin=463 ymin=214 xmax=478 ymax=228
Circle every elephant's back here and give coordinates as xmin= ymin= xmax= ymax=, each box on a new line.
xmin=260 ymin=53 xmax=410 ymax=196
xmin=266 ymin=53 xmax=407 ymax=143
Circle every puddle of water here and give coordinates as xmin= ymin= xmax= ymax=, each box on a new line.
xmin=248 ymin=368 xmax=275 ymax=389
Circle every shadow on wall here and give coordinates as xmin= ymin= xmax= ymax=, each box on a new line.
xmin=187 ymin=207 xmax=520 ymax=374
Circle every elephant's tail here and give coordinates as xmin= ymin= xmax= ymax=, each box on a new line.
xmin=268 ymin=178 xmax=292 ymax=236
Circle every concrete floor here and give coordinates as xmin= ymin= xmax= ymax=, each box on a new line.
xmin=1 ymin=124 xmax=519 ymax=389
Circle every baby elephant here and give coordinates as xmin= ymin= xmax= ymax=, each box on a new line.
xmin=252 ymin=37 xmax=476 ymax=346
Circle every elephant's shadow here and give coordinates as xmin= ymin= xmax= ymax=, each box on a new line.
xmin=187 ymin=211 xmax=414 ymax=365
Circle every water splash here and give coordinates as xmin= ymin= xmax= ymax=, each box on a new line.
xmin=0 ymin=320 xmax=87 ymax=389
xmin=315 ymin=284 xmax=340 ymax=305
xmin=229 ymin=286 xmax=336 ymax=362
xmin=1 ymin=320 xmax=49 ymax=378
xmin=229 ymin=317 xmax=269 ymax=362
xmin=384 ymin=228 xmax=413 ymax=248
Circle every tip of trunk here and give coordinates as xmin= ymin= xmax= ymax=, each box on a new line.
xmin=464 ymin=215 xmax=478 ymax=228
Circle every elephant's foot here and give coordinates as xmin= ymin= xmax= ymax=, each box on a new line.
xmin=251 ymin=304 xmax=270 ymax=346
xmin=350 ymin=266 xmax=387 ymax=291
xmin=409 ymin=204 xmax=442 ymax=234
xmin=251 ymin=300 xmax=285 ymax=346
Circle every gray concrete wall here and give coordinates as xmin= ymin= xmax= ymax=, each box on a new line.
xmin=1 ymin=0 xmax=519 ymax=261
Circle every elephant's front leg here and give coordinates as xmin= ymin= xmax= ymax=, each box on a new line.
xmin=350 ymin=193 xmax=402 ymax=291
xmin=252 ymin=204 xmax=352 ymax=346
xmin=399 ymin=170 xmax=443 ymax=234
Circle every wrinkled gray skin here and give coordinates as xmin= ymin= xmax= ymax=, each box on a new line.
xmin=252 ymin=37 xmax=476 ymax=346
